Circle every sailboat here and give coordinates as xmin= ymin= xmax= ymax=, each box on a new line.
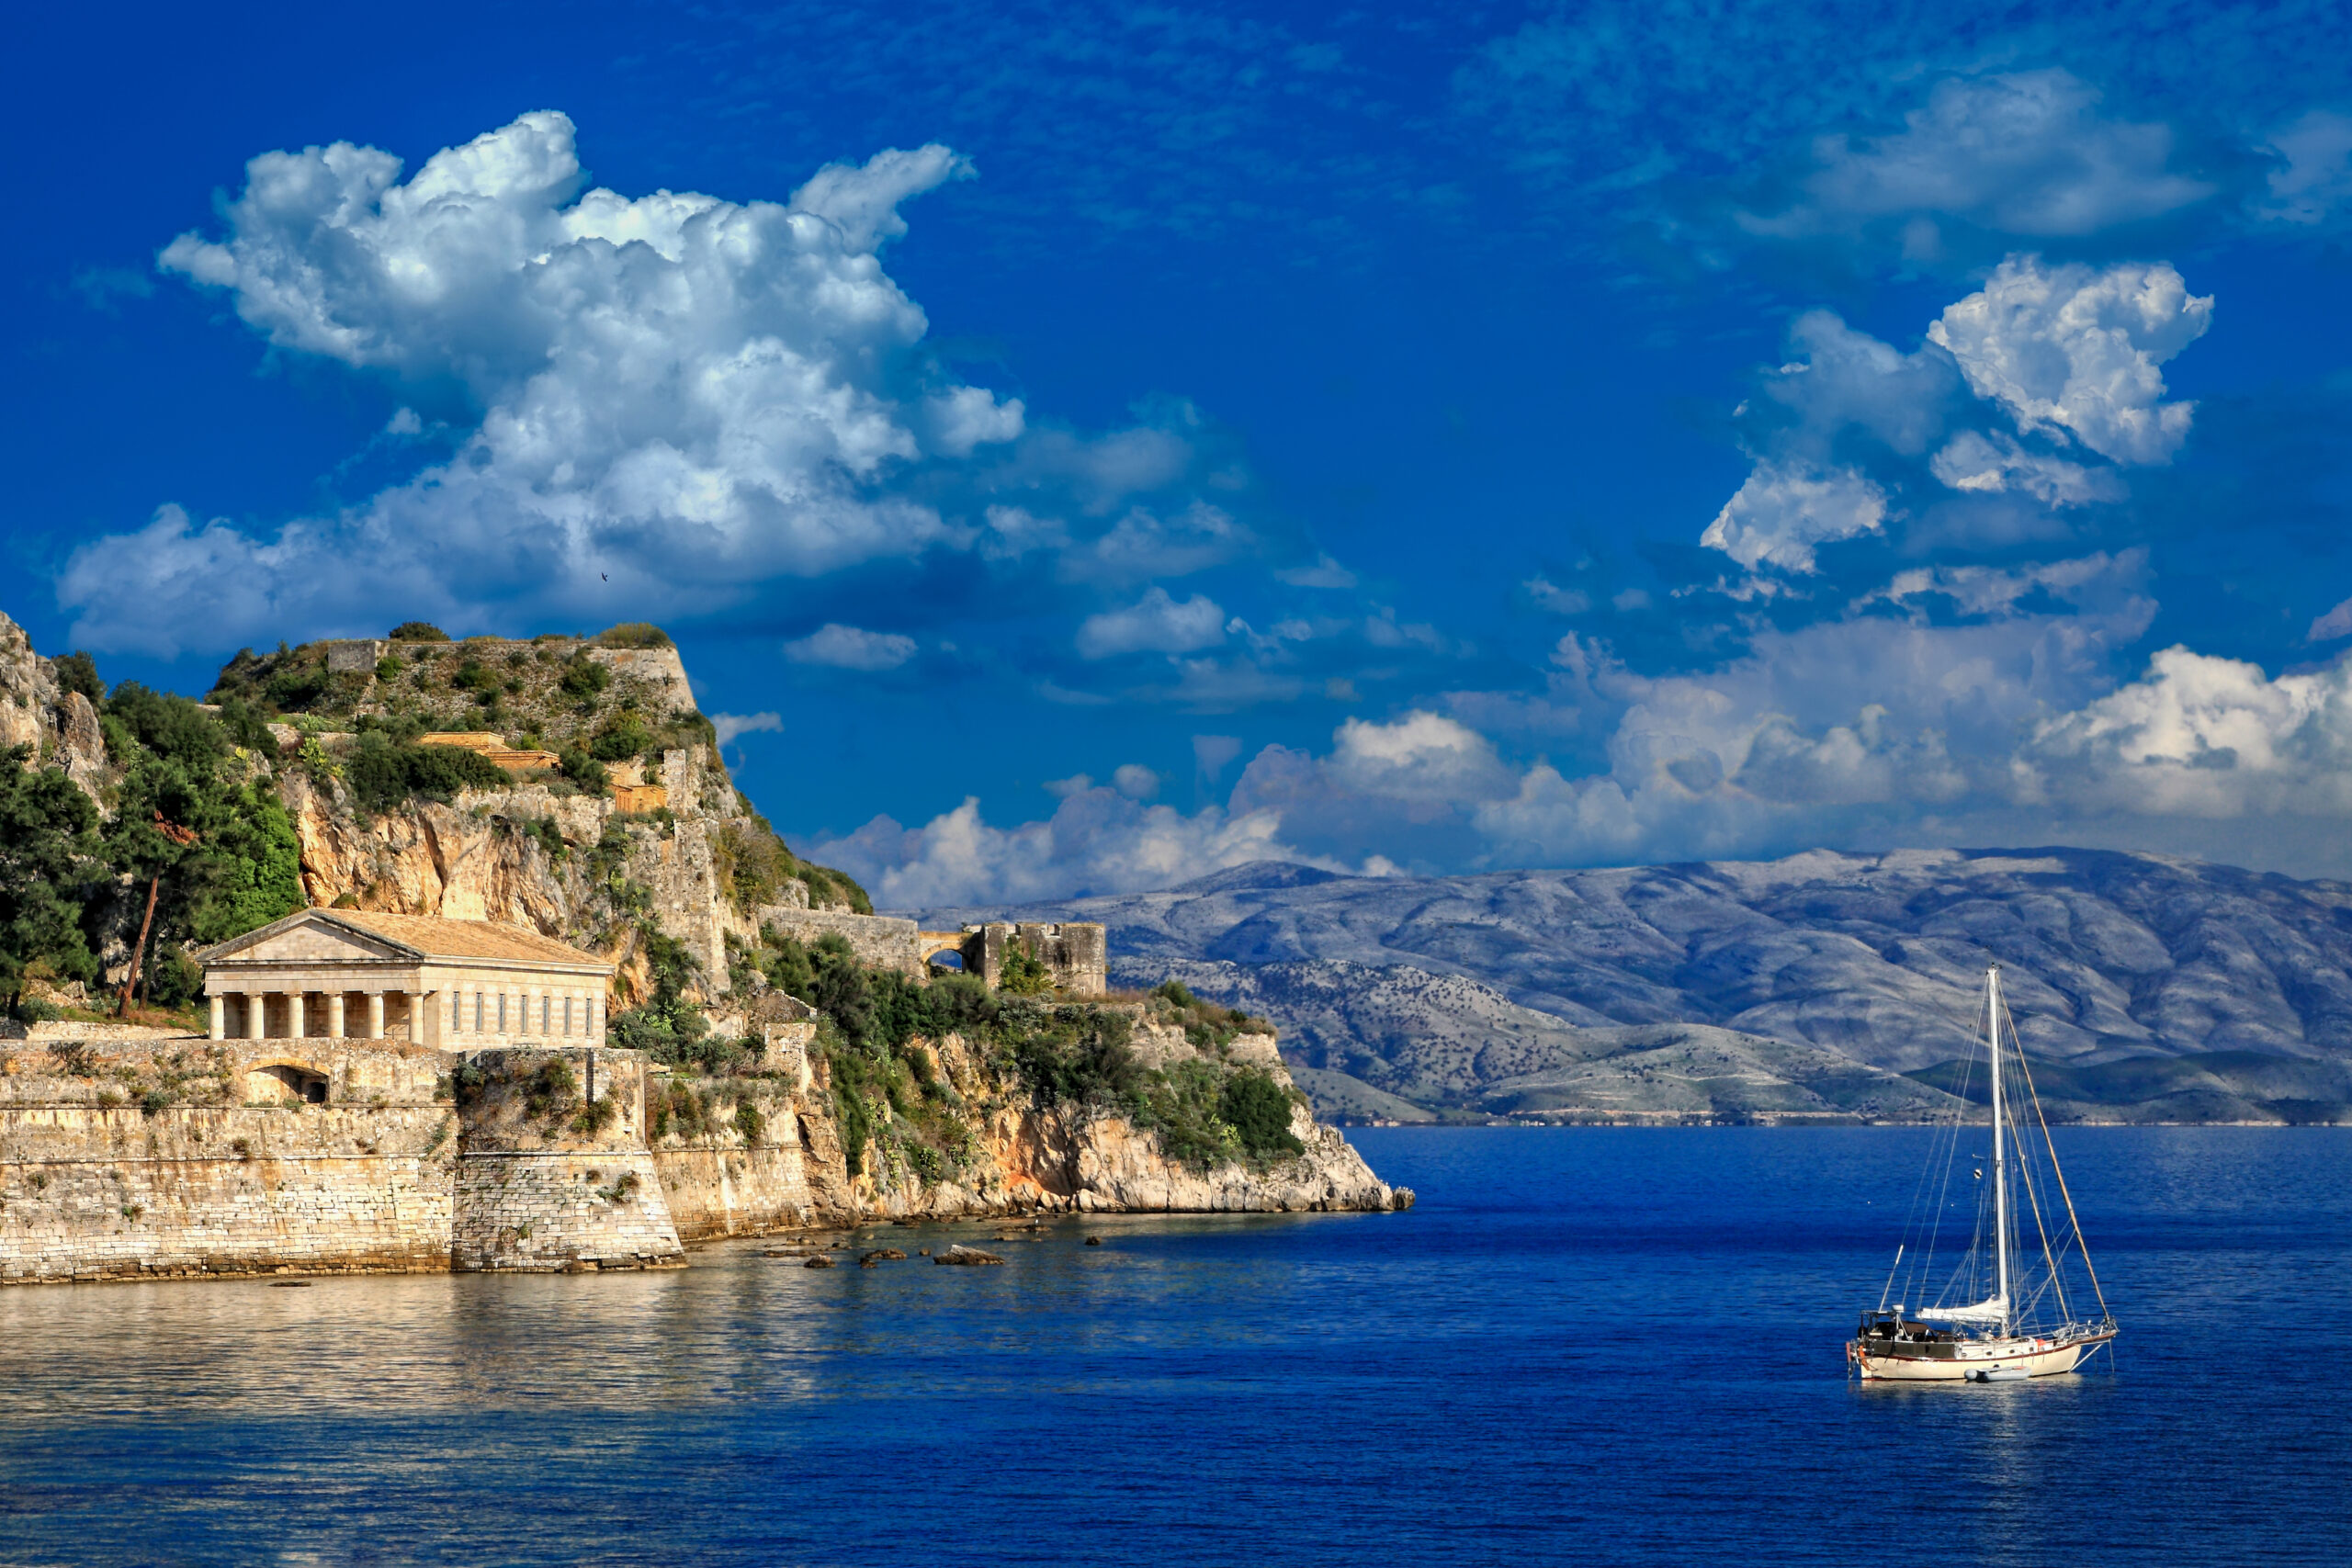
xmin=1849 ymin=964 xmax=2118 ymax=1382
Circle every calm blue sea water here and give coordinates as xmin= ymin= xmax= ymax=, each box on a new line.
xmin=0 ymin=1127 xmax=2345 ymax=1566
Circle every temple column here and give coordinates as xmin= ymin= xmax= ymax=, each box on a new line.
xmin=367 ymin=992 xmax=385 ymax=1040
xmin=288 ymin=992 xmax=306 ymax=1040
xmin=209 ymin=995 xmax=225 ymax=1042
xmin=246 ymin=991 xmax=266 ymax=1041
xmin=329 ymin=994 xmax=346 ymax=1039
xmin=406 ymin=990 xmax=424 ymax=1044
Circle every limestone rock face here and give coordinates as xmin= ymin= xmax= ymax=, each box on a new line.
xmin=283 ymin=761 xmax=771 ymax=999
xmin=0 ymin=611 xmax=102 ymax=801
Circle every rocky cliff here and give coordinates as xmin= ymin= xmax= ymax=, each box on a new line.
xmin=650 ymin=1011 xmax=1402 ymax=1236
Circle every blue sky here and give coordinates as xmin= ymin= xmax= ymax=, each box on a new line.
xmin=7 ymin=1 xmax=2352 ymax=904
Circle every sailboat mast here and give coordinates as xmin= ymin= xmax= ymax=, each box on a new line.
xmin=1987 ymin=964 xmax=2010 ymax=1333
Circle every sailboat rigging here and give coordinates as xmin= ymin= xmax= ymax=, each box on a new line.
xmin=1849 ymin=964 xmax=2118 ymax=1382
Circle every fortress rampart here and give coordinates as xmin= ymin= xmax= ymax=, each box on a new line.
xmin=0 ymin=1036 xmax=684 ymax=1283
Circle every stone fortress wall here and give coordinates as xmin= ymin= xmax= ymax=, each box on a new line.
xmin=0 ymin=1034 xmax=684 ymax=1284
xmin=752 ymin=908 xmax=1109 ymax=996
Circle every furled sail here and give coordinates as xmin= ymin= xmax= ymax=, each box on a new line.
xmin=1917 ymin=1296 xmax=2008 ymax=1325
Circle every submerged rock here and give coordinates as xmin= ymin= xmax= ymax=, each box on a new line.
xmin=859 ymin=1247 xmax=907 ymax=1266
xmin=803 ymin=1254 xmax=835 ymax=1269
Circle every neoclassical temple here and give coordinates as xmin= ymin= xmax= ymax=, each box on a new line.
xmin=197 ymin=909 xmax=614 ymax=1048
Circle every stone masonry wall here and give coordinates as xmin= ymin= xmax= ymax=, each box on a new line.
xmin=0 ymin=1033 xmax=458 ymax=1283
xmin=450 ymin=1046 xmax=684 ymax=1270
xmin=752 ymin=907 xmax=926 ymax=976
xmin=451 ymin=1152 xmax=680 ymax=1270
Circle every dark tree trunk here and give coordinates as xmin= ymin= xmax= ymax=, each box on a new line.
xmin=118 ymin=874 xmax=160 ymax=1018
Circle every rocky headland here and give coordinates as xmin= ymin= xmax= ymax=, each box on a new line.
xmin=0 ymin=611 xmax=1404 ymax=1284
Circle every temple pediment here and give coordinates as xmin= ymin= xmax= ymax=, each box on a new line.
xmin=200 ymin=911 xmax=417 ymax=965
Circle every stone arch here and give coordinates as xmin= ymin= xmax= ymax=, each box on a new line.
xmin=245 ymin=1063 xmax=329 ymax=1105
xmin=917 ymin=931 xmax=973 ymax=970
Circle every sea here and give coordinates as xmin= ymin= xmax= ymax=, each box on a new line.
xmin=0 ymin=1126 xmax=2345 ymax=1566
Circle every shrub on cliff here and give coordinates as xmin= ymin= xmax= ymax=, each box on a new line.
xmin=96 ymin=685 xmax=306 ymax=960
xmin=264 ymin=661 xmax=331 ymax=712
xmin=345 ymin=738 xmax=509 ymax=813
xmin=589 ymin=714 xmax=654 ymax=761
xmin=999 ymin=947 xmax=1055 ymax=995
xmin=557 ymin=749 xmax=607 ymax=790
xmin=595 ymin=622 xmax=672 ymax=649
xmin=52 ymin=651 xmax=103 ymax=704
xmin=1218 ymin=1070 xmax=1305 ymax=1158
xmin=390 ymin=622 xmax=451 ymax=641
xmin=714 ymin=819 xmax=787 ymax=912
xmin=1148 ymin=980 xmax=1268 ymax=1052
xmin=185 ymin=786 xmax=305 ymax=945
xmin=105 ymin=682 xmax=228 ymax=774
xmin=559 ymin=655 xmax=609 ymax=699
xmin=1002 ymin=1005 xmax=1143 ymax=1106
xmin=608 ymin=928 xmax=734 ymax=1069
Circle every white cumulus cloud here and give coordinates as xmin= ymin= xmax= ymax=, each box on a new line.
xmin=1928 ymin=255 xmax=2212 ymax=465
xmin=2018 ymin=646 xmax=2352 ymax=818
xmin=59 ymin=112 xmax=1040 ymax=653
xmin=710 ymin=711 xmax=784 ymax=745
xmin=1700 ymin=463 xmax=1888 ymax=572
xmin=809 ymin=789 xmax=1327 ymax=908
xmin=784 ymin=624 xmax=918 ymax=671
xmin=1075 ymin=587 xmax=1227 ymax=659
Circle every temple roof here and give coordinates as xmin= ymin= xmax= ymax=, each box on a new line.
xmin=198 ymin=908 xmax=610 ymax=971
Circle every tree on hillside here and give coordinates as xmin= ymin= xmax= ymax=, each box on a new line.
xmin=0 ymin=747 xmax=103 ymax=1014
xmin=100 ymin=686 xmax=305 ymax=994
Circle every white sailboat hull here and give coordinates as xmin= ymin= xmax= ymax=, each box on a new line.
xmin=1849 ymin=964 xmax=2120 ymax=1382
xmin=1853 ymin=1332 xmax=2109 ymax=1382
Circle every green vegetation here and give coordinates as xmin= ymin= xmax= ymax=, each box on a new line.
xmin=0 ymin=747 xmax=102 ymax=1012
xmin=607 ymin=928 xmax=746 ymax=1073
xmin=5 ymin=672 xmax=320 ymax=1018
xmin=1147 ymin=980 xmax=1268 ymax=1052
xmin=998 ymin=947 xmax=1056 ymax=995
xmin=559 ymin=655 xmax=609 ymax=699
xmin=708 ymin=926 xmax=1302 ymax=1178
xmin=52 ymin=651 xmax=103 ymax=704
xmin=590 ymin=713 xmax=654 ymax=761
xmin=595 ymin=622 xmax=672 ymax=649
xmin=389 ymin=622 xmax=450 ymax=641
xmin=344 ymin=737 xmax=509 ymax=815
xmin=716 ymin=801 xmax=871 ymax=915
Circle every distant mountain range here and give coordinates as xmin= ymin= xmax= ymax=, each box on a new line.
xmin=916 ymin=849 xmax=2352 ymax=1124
